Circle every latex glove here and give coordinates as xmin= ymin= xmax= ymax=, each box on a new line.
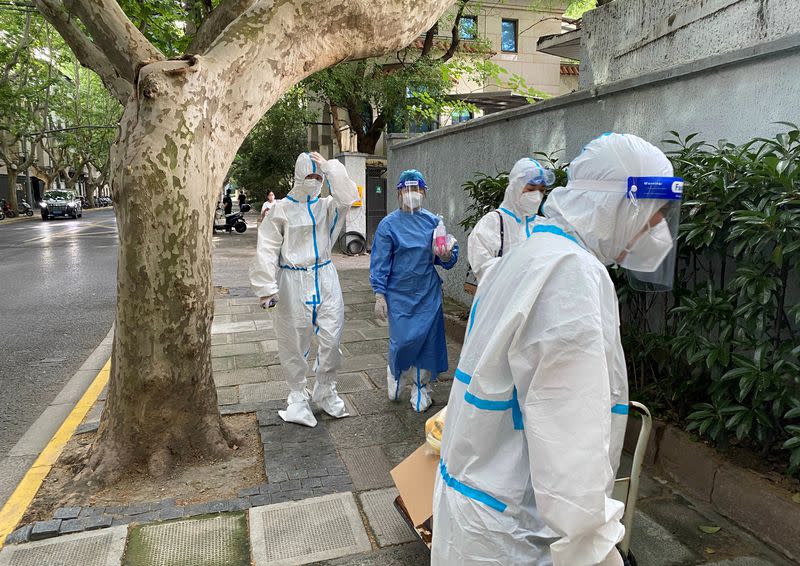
xmin=260 ymin=294 xmax=279 ymax=309
xmin=308 ymin=151 xmax=327 ymax=168
xmin=374 ymin=293 xmax=388 ymax=321
xmin=437 ymin=235 xmax=457 ymax=262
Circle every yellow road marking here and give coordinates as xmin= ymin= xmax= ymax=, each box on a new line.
xmin=0 ymin=359 xmax=111 ymax=548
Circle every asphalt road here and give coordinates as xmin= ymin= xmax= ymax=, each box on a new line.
xmin=0 ymin=209 xmax=118 ymax=457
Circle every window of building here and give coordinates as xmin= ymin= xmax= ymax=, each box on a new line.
xmin=459 ymin=16 xmax=478 ymax=40
xmin=451 ymin=109 xmax=473 ymax=124
xmin=501 ymin=19 xmax=518 ymax=52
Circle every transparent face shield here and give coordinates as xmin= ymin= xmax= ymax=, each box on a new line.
xmin=396 ymin=179 xmax=426 ymax=213
xmin=618 ymin=177 xmax=684 ymax=291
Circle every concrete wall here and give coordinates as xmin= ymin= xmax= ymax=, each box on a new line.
xmin=388 ymin=33 xmax=800 ymax=306
xmin=581 ymin=0 xmax=800 ymax=87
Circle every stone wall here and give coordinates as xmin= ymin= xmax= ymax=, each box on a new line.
xmin=388 ymin=33 xmax=800 ymax=306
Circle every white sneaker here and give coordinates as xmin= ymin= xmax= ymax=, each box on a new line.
xmin=312 ymin=381 xmax=349 ymax=418
xmin=387 ymin=365 xmax=402 ymax=402
xmin=278 ymin=389 xmax=317 ymax=427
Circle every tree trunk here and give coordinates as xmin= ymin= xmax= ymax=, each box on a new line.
xmin=87 ymin=62 xmax=236 ymax=483
xmin=6 ymin=165 xmax=20 ymax=211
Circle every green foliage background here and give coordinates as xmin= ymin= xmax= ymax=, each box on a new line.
xmin=459 ymin=128 xmax=800 ymax=475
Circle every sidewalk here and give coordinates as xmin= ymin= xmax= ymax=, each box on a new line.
xmin=0 ymin=228 xmax=791 ymax=565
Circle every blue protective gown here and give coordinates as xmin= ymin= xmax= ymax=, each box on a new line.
xmin=370 ymin=208 xmax=459 ymax=380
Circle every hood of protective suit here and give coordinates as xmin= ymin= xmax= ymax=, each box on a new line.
xmin=542 ymin=133 xmax=673 ymax=266
xmin=500 ymin=158 xmax=549 ymax=218
xmin=288 ymin=152 xmax=324 ymax=200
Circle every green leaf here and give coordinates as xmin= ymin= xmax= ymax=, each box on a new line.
xmin=698 ymin=525 xmax=721 ymax=534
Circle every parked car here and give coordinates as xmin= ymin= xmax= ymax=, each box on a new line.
xmin=40 ymin=190 xmax=83 ymax=220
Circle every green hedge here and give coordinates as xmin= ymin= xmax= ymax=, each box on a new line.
xmin=460 ymin=129 xmax=800 ymax=474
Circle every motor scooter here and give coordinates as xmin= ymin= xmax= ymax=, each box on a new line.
xmin=18 ymin=200 xmax=34 ymax=216
xmin=213 ymin=203 xmax=250 ymax=233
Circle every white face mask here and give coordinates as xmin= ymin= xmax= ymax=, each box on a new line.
xmin=619 ymin=219 xmax=673 ymax=272
xmin=518 ymin=191 xmax=543 ymax=215
xmin=299 ymin=178 xmax=322 ymax=197
xmin=403 ymin=191 xmax=423 ymax=210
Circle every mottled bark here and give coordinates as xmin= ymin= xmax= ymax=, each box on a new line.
xmin=37 ymin=0 xmax=453 ymax=483
xmin=89 ymin=61 xmax=235 ymax=481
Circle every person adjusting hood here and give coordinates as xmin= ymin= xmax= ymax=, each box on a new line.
xmin=467 ymin=158 xmax=556 ymax=283
xmin=432 ymin=133 xmax=683 ymax=566
xmin=250 ymin=151 xmax=359 ymax=428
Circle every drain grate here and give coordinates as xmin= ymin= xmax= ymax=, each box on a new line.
xmin=125 ymin=514 xmax=249 ymax=566
xmin=359 ymin=488 xmax=416 ymax=547
xmin=0 ymin=526 xmax=127 ymax=566
xmin=340 ymin=446 xmax=393 ymax=491
xmin=249 ymin=492 xmax=370 ymax=566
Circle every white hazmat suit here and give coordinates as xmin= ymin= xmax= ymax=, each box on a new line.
xmin=250 ymin=153 xmax=359 ymax=427
xmin=467 ymin=158 xmax=554 ymax=282
xmin=432 ymin=134 xmax=677 ymax=566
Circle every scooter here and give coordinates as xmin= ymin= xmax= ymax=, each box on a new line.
xmin=0 ymin=199 xmax=16 ymax=218
xmin=18 ymin=200 xmax=33 ymax=216
xmin=213 ymin=203 xmax=250 ymax=233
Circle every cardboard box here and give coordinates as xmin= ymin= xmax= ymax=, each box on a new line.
xmin=390 ymin=443 xmax=440 ymax=548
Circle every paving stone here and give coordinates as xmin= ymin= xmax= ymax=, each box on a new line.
xmin=211 ymin=341 xmax=260 ymax=358
xmin=59 ymin=519 xmax=84 ymax=535
xmin=340 ymin=329 xmax=365 ymax=343
xmin=711 ymin=559 xmax=777 ymax=565
xmin=211 ymin=320 xmax=257 ymax=335
xmin=359 ymin=488 xmax=416 ymax=546
xmin=53 ymin=507 xmax=82 ymax=520
xmin=340 ymin=445 xmax=394 ymax=490
xmin=344 ymin=340 xmax=389 ymax=356
xmin=212 ymin=357 xmax=234 ymax=371
xmin=156 ymin=506 xmax=186 ymax=521
xmin=3 ymin=524 xmax=32 ymax=544
xmin=75 ymin=421 xmax=100 ymax=435
xmin=324 ymin=372 xmax=371 ymax=394
xmin=258 ymin=340 xmax=279 ymax=353
xmin=249 ymin=493 xmax=370 ymax=566
xmin=229 ymin=498 xmax=252 ymax=512
xmin=83 ymin=515 xmax=113 ymax=530
xmin=348 ymin=390 xmax=404 ymax=415
xmin=211 ymin=333 xmax=231 ymax=346
xmin=29 ymin=519 xmax=62 ymax=540
xmin=220 ymin=403 xmax=262 ymax=415
xmin=240 ymin=381 xmax=290 ymax=403
xmin=250 ymin=494 xmax=272 ymax=507
xmin=629 ymin=510 xmax=696 ymax=566
xmin=326 ymin=414 xmax=408 ymax=448
xmin=79 ymin=507 xmax=106 ymax=519
xmin=302 ymin=477 xmax=323 ymax=489
xmin=126 ymin=513 xmax=249 ymax=566
xmin=0 ymin=526 xmax=127 ymax=566
xmin=216 ymin=386 xmax=239 ymax=405
xmin=235 ymin=352 xmax=279 ymax=369
xmin=287 ymin=469 xmax=308 ymax=480
xmin=306 ymin=542 xmax=430 ymax=566
xmin=238 ymin=485 xmax=260 ymax=497
xmin=382 ymin=442 xmax=421 ymax=467
xmin=340 ymin=354 xmax=387 ymax=373
xmin=232 ymin=330 xmax=274 ymax=343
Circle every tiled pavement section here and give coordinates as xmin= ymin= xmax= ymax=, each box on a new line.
xmin=2 ymin=233 xmax=793 ymax=565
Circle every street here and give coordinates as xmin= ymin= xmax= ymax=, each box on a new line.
xmin=0 ymin=210 xmax=118 ymax=458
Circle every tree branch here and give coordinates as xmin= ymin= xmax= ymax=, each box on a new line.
xmin=437 ymin=0 xmax=468 ymax=63
xmin=188 ymin=0 xmax=259 ymax=55
xmin=62 ymin=0 xmax=163 ymax=81
xmin=34 ymin=0 xmax=133 ymax=103
xmin=205 ymin=0 xmax=453 ymax=136
xmin=420 ymin=26 xmax=436 ymax=58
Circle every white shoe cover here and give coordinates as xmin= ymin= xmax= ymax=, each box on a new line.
xmin=387 ymin=365 xmax=402 ymax=402
xmin=311 ymin=381 xmax=349 ymax=418
xmin=278 ymin=389 xmax=317 ymax=427
xmin=410 ymin=370 xmax=432 ymax=413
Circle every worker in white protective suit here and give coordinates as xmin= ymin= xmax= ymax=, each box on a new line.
xmin=467 ymin=158 xmax=556 ymax=283
xmin=250 ymin=151 xmax=359 ymax=428
xmin=432 ymin=133 xmax=684 ymax=566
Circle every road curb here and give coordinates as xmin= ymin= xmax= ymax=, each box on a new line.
xmin=0 ymin=325 xmax=114 ymax=548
